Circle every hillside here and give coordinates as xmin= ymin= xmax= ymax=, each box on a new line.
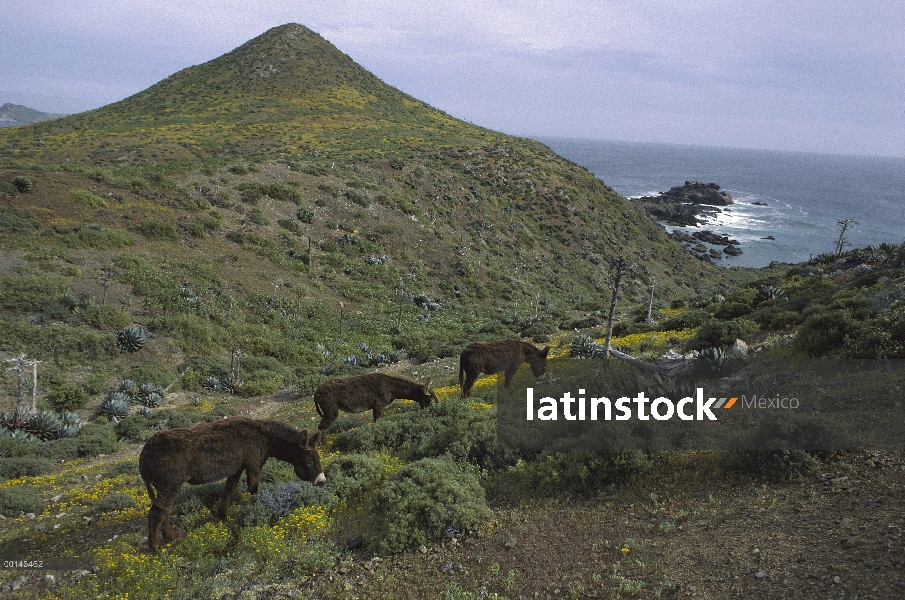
xmin=0 ymin=104 xmax=67 ymax=128
xmin=2 ymin=23 xmax=905 ymax=600
xmin=0 ymin=23 xmax=730 ymax=395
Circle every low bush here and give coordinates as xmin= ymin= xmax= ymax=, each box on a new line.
xmin=0 ymin=487 xmax=40 ymax=516
xmin=69 ymin=189 xmax=106 ymax=208
xmin=332 ymin=399 xmax=511 ymax=470
xmin=656 ymin=310 xmax=709 ymax=331
xmin=365 ymin=456 xmax=491 ymax=555
xmin=324 ymin=453 xmax=385 ymax=500
xmin=713 ymin=302 xmax=752 ymax=320
xmin=50 ymin=383 xmax=89 ymax=411
xmin=0 ymin=456 xmax=54 ymax=481
xmin=136 ymin=216 xmax=178 ymax=240
xmin=84 ymin=304 xmax=131 ymax=329
xmin=794 ymin=309 xmax=860 ymax=357
xmin=505 ymin=450 xmax=650 ymax=495
xmin=96 ymin=492 xmax=135 ymax=512
xmin=684 ymin=320 xmax=747 ymax=351
xmin=115 ymin=415 xmax=153 ymax=441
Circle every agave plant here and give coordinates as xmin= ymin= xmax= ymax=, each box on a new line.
xmin=24 ymin=410 xmax=64 ymax=441
xmin=137 ymin=406 xmax=155 ymax=418
xmin=755 ymin=285 xmax=787 ymax=304
xmin=135 ymin=383 xmax=164 ymax=408
xmin=345 ymin=355 xmax=362 ymax=367
xmin=57 ymin=410 xmax=81 ymax=438
xmin=570 ymin=334 xmax=604 ymax=359
xmin=203 ymin=376 xmax=223 ymax=391
xmin=101 ymin=392 xmax=131 ymax=419
xmin=9 ymin=429 xmax=39 ymax=443
xmin=625 ymin=373 xmax=695 ymax=400
xmin=119 ymin=379 xmax=139 ymax=397
xmin=699 ymin=347 xmax=728 ymax=372
xmin=12 ymin=175 xmax=34 ymax=193
xmin=357 ymin=342 xmax=372 ymax=354
xmin=0 ymin=411 xmax=16 ymax=432
xmin=116 ymin=325 xmax=147 ymax=353
xmin=221 ymin=374 xmax=244 ymax=395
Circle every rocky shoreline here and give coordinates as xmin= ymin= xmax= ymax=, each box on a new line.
xmin=631 ymin=180 xmax=745 ymax=263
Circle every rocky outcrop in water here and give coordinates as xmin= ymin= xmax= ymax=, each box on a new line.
xmin=633 ymin=181 xmax=733 ymax=226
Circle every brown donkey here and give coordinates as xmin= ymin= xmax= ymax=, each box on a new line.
xmin=139 ymin=417 xmax=324 ymax=551
xmin=459 ymin=339 xmax=550 ymax=398
xmin=314 ymin=372 xmax=437 ymax=434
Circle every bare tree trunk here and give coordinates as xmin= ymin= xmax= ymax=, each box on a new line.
xmin=603 ymin=258 xmax=632 ymax=363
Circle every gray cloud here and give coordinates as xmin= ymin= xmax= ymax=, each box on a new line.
xmin=0 ymin=0 xmax=901 ymax=156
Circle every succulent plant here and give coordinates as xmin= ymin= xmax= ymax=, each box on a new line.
xmin=0 ymin=411 xmax=16 ymax=431
xmin=137 ymin=406 xmax=155 ymax=418
xmin=119 ymin=379 xmax=138 ymax=396
xmin=570 ymin=334 xmax=604 ymax=359
xmin=221 ymin=374 xmax=244 ymax=394
xmin=345 ymin=355 xmax=362 ymax=367
xmin=116 ymin=325 xmax=147 ymax=353
xmin=135 ymin=383 xmax=164 ymax=408
xmin=357 ymin=342 xmax=372 ymax=354
xmin=102 ymin=391 xmax=131 ymax=419
xmin=24 ymin=410 xmax=64 ymax=441
xmin=411 ymin=293 xmax=432 ymax=309
xmin=203 ymin=376 xmax=223 ymax=391
xmin=9 ymin=428 xmax=39 ymax=443
xmin=755 ymin=285 xmax=787 ymax=304
xmin=625 ymin=373 xmax=695 ymax=400
xmin=12 ymin=175 xmax=34 ymax=193
xmin=57 ymin=409 xmax=82 ymax=438
xmin=700 ymin=347 xmax=728 ymax=372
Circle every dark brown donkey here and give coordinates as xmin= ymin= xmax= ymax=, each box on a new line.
xmin=314 ymin=373 xmax=437 ymax=433
xmin=459 ymin=339 xmax=551 ymax=398
xmin=139 ymin=417 xmax=325 ymax=551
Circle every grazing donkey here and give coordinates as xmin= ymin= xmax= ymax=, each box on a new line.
xmin=139 ymin=417 xmax=324 ymax=551
xmin=459 ymin=339 xmax=551 ymax=398
xmin=314 ymin=373 xmax=437 ymax=433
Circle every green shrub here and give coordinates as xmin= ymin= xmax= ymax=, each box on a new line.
xmin=296 ymin=208 xmax=314 ymax=223
xmin=506 ymin=451 xmax=650 ymax=495
xmin=238 ymin=499 xmax=274 ymax=527
xmin=713 ymin=302 xmax=752 ymax=320
xmin=247 ymin=208 xmax=269 ymax=226
xmin=333 ymin=399 xmax=510 ymax=470
xmin=656 ymin=310 xmax=709 ymax=331
xmin=115 ymin=415 xmax=152 ymax=441
xmin=0 ymin=274 xmax=69 ymax=312
xmin=719 ymin=450 xmax=820 ymax=482
xmin=84 ymin=304 xmax=131 ymax=329
xmin=27 ymin=437 xmax=81 ymax=461
xmin=96 ymin=492 xmax=135 ymax=512
xmin=69 ymin=189 xmax=107 ymax=208
xmin=794 ymin=309 xmax=860 ymax=357
xmin=136 ymin=216 xmax=177 ymax=240
xmin=841 ymin=303 xmax=905 ymax=359
xmin=240 ymin=370 xmax=284 ymax=397
xmin=277 ymin=218 xmax=301 ymax=234
xmin=324 ymin=454 xmax=385 ymax=500
xmin=84 ymin=372 xmax=109 ymax=395
xmin=76 ymin=434 xmax=119 ymax=458
xmin=0 ymin=456 xmax=54 ymax=481
xmin=0 ymin=207 xmax=41 ymax=233
xmin=365 ymin=456 xmax=491 ymax=555
xmin=685 ymin=320 xmax=747 ymax=351
xmin=0 ymin=487 xmax=40 ymax=516
xmin=50 ymin=383 xmax=89 ymax=411
xmin=0 ymin=438 xmax=30 ymax=458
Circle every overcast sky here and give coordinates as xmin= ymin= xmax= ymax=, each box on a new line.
xmin=1 ymin=1 xmax=903 ymax=157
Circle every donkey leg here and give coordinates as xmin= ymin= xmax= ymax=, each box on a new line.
xmin=153 ymin=484 xmax=182 ymax=546
xmin=503 ymin=366 xmax=518 ymax=389
xmin=245 ymin=466 xmax=262 ymax=495
xmin=317 ymin=406 xmax=338 ymax=433
xmin=148 ymin=504 xmax=164 ymax=552
xmin=463 ymin=370 xmax=478 ymax=398
xmin=218 ymin=472 xmax=243 ymax=520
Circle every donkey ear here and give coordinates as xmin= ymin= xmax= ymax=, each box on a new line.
xmin=298 ymin=430 xmax=310 ymax=446
xmin=541 ymin=346 xmax=550 ymax=357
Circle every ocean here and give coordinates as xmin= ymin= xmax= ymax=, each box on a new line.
xmin=539 ymin=138 xmax=905 ymax=268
